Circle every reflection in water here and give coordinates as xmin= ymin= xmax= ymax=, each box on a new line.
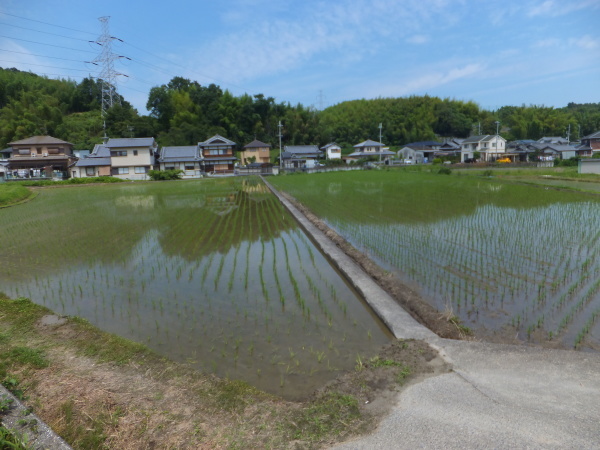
xmin=0 ymin=178 xmax=391 ymax=399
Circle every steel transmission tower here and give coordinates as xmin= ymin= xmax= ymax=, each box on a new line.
xmin=93 ymin=16 xmax=121 ymax=117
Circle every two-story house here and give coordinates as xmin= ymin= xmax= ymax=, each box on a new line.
xmin=346 ymin=139 xmax=395 ymax=162
xmin=239 ymin=139 xmax=271 ymax=165
xmin=461 ymin=135 xmax=508 ymax=162
xmin=580 ymin=131 xmax=600 ymax=157
xmin=281 ymin=145 xmax=323 ymax=168
xmin=157 ymin=145 xmax=203 ymax=178
xmin=199 ymin=135 xmax=237 ymax=174
xmin=321 ymin=143 xmax=342 ymax=160
xmin=0 ymin=147 xmax=11 ymax=180
xmin=105 ymin=137 xmax=157 ymax=180
xmin=7 ymin=135 xmax=75 ymax=179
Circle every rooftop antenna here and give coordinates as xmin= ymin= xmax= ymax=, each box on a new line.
xmin=93 ymin=16 xmax=122 ymax=118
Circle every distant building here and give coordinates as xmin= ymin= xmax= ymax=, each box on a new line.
xmin=346 ymin=139 xmax=395 ymax=162
xmin=580 ymin=131 xmax=600 ymax=157
xmin=281 ymin=145 xmax=323 ymax=168
xmin=105 ymin=137 xmax=158 ymax=180
xmin=199 ymin=135 xmax=237 ymax=174
xmin=461 ymin=135 xmax=508 ymax=162
xmin=321 ymin=143 xmax=342 ymax=160
xmin=157 ymin=145 xmax=203 ymax=178
xmin=7 ymin=135 xmax=75 ymax=180
xmin=73 ymin=143 xmax=111 ymax=178
xmin=240 ymin=139 xmax=271 ymax=165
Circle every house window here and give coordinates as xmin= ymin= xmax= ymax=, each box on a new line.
xmin=492 ymin=143 xmax=497 ymax=148
xmin=185 ymin=164 xmax=195 ymax=170
xmin=118 ymin=167 xmax=129 ymax=174
xmin=165 ymin=165 xmax=175 ymax=170
xmin=86 ymin=167 xmax=95 ymax=176
xmin=111 ymin=150 xmax=127 ymax=157
xmin=133 ymin=150 xmax=138 ymax=156
xmin=134 ymin=166 xmax=148 ymax=174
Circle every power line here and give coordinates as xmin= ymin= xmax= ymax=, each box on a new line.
xmin=0 ymin=59 xmax=93 ymax=72
xmin=0 ymin=34 xmax=96 ymax=53
xmin=0 ymin=22 xmax=90 ymax=41
xmin=0 ymin=12 xmax=96 ymax=36
xmin=0 ymin=48 xmax=88 ymax=62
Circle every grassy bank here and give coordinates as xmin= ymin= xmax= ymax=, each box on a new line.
xmin=0 ymin=294 xmax=444 ymax=449
xmin=0 ymin=184 xmax=32 ymax=207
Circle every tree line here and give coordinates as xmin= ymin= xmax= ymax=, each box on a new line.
xmin=1 ymin=68 xmax=599 ymax=151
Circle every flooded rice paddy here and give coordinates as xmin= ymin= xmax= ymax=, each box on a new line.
xmin=0 ymin=178 xmax=391 ymax=399
xmin=271 ymin=171 xmax=600 ymax=351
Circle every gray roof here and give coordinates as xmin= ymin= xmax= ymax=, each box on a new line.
xmin=321 ymin=142 xmax=340 ymax=150
xmin=91 ymin=144 xmax=111 ymax=157
xmin=354 ymin=139 xmax=384 ymax=148
xmin=462 ymin=135 xmax=502 ymax=144
xmin=8 ymin=135 xmax=72 ymax=146
xmin=75 ymin=157 xmax=111 ymax=167
xmin=106 ymin=137 xmax=156 ymax=148
xmin=348 ymin=150 xmax=395 ymax=157
xmin=243 ymin=139 xmax=271 ymax=149
xmin=159 ymin=146 xmax=201 ymax=162
xmin=537 ymin=136 xmax=569 ymax=144
xmin=582 ymin=131 xmax=600 ymax=140
xmin=200 ymin=135 xmax=236 ymax=147
xmin=538 ymin=144 xmax=578 ymax=152
xmin=284 ymin=145 xmax=321 ymax=154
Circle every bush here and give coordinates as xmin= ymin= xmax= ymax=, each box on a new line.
xmin=437 ymin=166 xmax=452 ymax=175
xmin=556 ymin=157 xmax=580 ymax=167
xmin=148 ymin=169 xmax=183 ymax=181
xmin=432 ymin=158 xmax=442 ymax=165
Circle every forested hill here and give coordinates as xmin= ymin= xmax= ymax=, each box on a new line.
xmin=1 ymin=67 xmax=599 ymax=150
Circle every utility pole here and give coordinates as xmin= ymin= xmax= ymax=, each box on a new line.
xmin=495 ymin=121 xmax=500 ymax=135
xmin=378 ymin=123 xmax=383 ymax=162
xmin=566 ymin=124 xmax=571 ymax=144
xmin=278 ymin=121 xmax=283 ymax=170
xmin=93 ymin=16 xmax=123 ymax=120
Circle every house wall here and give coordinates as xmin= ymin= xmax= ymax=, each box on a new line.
xmin=579 ymin=159 xmax=600 ymax=174
xmin=159 ymin=161 xmax=202 ymax=178
xmin=326 ymin=146 xmax=341 ymax=159
xmin=11 ymin=143 xmax=73 ymax=157
xmin=73 ymin=166 xmax=111 ymax=178
xmin=239 ymin=148 xmax=270 ymax=164
xmin=109 ymin=147 xmax=154 ymax=167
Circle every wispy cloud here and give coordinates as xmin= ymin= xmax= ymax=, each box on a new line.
xmin=569 ymin=35 xmax=600 ymax=50
xmin=527 ymin=0 xmax=600 ymax=17
xmin=406 ymin=35 xmax=429 ymax=45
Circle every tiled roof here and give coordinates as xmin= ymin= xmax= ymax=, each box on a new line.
xmin=354 ymin=139 xmax=384 ymax=148
xmin=321 ymin=143 xmax=340 ymax=150
xmin=243 ymin=139 xmax=271 ymax=149
xmin=159 ymin=146 xmax=200 ymax=161
xmin=106 ymin=137 xmax=156 ymax=148
xmin=200 ymin=135 xmax=236 ymax=147
xmin=75 ymin=157 xmax=111 ymax=167
xmin=284 ymin=145 xmax=321 ymax=154
xmin=582 ymin=131 xmax=600 ymax=140
xmin=8 ymin=135 xmax=73 ymax=146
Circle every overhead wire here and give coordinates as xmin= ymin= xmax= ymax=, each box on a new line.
xmin=0 ymin=12 xmax=97 ymax=36
xmin=0 ymin=22 xmax=91 ymax=42
xmin=0 ymin=34 xmax=97 ymax=53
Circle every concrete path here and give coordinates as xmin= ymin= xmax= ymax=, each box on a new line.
xmin=335 ymin=340 xmax=600 ymax=449
xmin=262 ymin=179 xmax=600 ymax=449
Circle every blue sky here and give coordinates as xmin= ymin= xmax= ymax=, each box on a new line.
xmin=1 ymin=0 xmax=599 ymax=114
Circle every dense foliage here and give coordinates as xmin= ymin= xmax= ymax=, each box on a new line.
xmin=1 ymin=68 xmax=599 ymax=152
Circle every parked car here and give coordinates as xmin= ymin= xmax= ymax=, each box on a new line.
xmin=497 ymin=157 xmax=511 ymax=163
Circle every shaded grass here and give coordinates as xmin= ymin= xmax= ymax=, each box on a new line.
xmin=0 ymin=184 xmax=32 ymax=207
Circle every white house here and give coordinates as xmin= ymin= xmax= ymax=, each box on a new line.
xmin=461 ymin=135 xmax=507 ymax=162
xmin=321 ymin=143 xmax=342 ymax=160
xmin=105 ymin=137 xmax=158 ymax=180
xmin=347 ymin=139 xmax=395 ymax=163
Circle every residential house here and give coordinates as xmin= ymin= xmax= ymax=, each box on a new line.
xmin=0 ymin=147 xmax=11 ymax=181
xmin=239 ymin=139 xmax=271 ymax=165
xmin=105 ymin=137 xmax=157 ymax=180
xmin=157 ymin=145 xmax=203 ymax=178
xmin=536 ymin=144 xmax=577 ymax=160
xmin=347 ymin=139 xmax=395 ymax=162
xmin=460 ymin=135 xmax=508 ymax=162
xmin=580 ymin=131 xmax=600 ymax=157
xmin=7 ymin=135 xmax=75 ymax=179
xmin=537 ymin=136 xmax=569 ymax=145
xmin=435 ymin=139 xmax=463 ymax=160
xmin=400 ymin=141 xmax=443 ymax=162
xmin=72 ymin=143 xmax=111 ymax=178
xmin=321 ymin=143 xmax=342 ymax=160
xmin=199 ymin=135 xmax=237 ymax=174
xmin=281 ymin=145 xmax=323 ymax=168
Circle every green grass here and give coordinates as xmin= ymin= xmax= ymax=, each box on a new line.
xmin=0 ymin=184 xmax=31 ymax=207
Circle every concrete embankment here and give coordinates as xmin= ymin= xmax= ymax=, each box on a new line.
xmin=263 ymin=177 xmax=600 ymax=449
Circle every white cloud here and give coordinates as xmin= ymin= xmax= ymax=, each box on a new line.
xmin=406 ymin=35 xmax=429 ymax=45
xmin=0 ymin=39 xmax=45 ymax=70
xmin=527 ymin=0 xmax=600 ymax=17
xmin=569 ymin=35 xmax=600 ymax=50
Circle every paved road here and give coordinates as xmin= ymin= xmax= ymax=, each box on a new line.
xmin=334 ymin=339 xmax=600 ymax=449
